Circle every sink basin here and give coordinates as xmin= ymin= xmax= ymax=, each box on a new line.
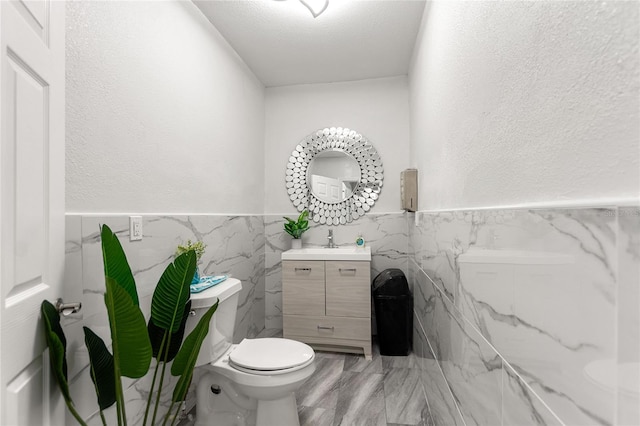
xmin=282 ymin=246 xmax=371 ymax=261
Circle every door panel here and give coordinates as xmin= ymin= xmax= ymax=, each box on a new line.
xmin=325 ymin=261 xmax=370 ymax=318
xmin=282 ymin=261 xmax=325 ymax=316
xmin=5 ymin=356 xmax=45 ymax=426
xmin=311 ymin=174 xmax=341 ymax=202
xmin=7 ymin=51 xmax=47 ymax=298
xmin=13 ymin=0 xmax=49 ymax=43
xmin=1 ymin=0 xmax=65 ymax=424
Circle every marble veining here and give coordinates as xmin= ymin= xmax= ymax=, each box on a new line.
xmin=334 ymin=371 xmax=387 ymax=426
xmin=298 ymin=406 xmax=336 ymax=426
xmin=417 ymin=263 xmax=503 ymax=426
xmin=296 ymin=338 xmax=433 ymax=426
xmin=344 ymin=349 xmax=384 ymax=375
xmin=616 ymin=207 xmax=640 ymax=424
xmin=64 ymin=214 xmax=265 ymax=425
xmin=297 ymin=354 xmax=345 ymax=410
xmin=502 ymin=364 xmax=562 ymax=426
xmin=383 ymin=367 xmax=429 ymax=424
xmin=63 ymin=205 xmax=639 ymax=426
xmin=418 ymin=358 xmax=464 ymax=426
xmin=409 ymin=206 xmax=638 ymax=426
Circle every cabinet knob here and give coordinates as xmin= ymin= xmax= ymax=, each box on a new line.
xmin=339 ymin=268 xmax=357 ymax=273
xmin=295 ymin=267 xmax=311 ymax=272
xmin=317 ymin=325 xmax=334 ymax=331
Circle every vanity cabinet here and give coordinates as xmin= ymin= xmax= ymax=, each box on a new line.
xmin=282 ymin=259 xmax=372 ymax=359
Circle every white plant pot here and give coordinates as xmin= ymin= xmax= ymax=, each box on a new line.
xmin=291 ymin=238 xmax=302 ymax=249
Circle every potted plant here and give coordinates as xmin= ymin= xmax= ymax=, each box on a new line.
xmin=176 ymin=239 xmax=207 ymax=283
xmin=283 ymin=210 xmax=310 ymax=249
xmin=41 ymin=225 xmax=217 ymax=426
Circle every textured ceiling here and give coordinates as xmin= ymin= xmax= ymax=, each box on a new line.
xmin=194 ymin=0 xmax=426 ymax=87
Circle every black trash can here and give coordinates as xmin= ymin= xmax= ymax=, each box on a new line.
xmin=372 ymin=268 xmax=413 ymax=356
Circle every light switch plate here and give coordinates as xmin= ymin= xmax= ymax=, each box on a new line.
xmin=129 ymin=216 xmax=142 ymax=241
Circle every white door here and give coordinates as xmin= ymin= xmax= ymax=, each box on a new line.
xmin=311 ymin=174 xmax=341 ymax=202
xmin=0 ymin=0 xmax=66 ymax=425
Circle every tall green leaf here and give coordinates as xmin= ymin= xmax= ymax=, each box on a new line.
xmin=105 ymin=278 xmax=152 ymax=378
xmin=41 ymin=301 xmax=88 ymax=426
xmin=83 ymin=327 xmax=116 ymax=410
xmin=101 ymin=224 xmax=138 ymax=305
xmin=147 ymin=301 xmax=191 ymax=362
xmin=41 ymin=301 xmax=70 ymax=401
xmin=150 ymin=251 xmax=195 ymax=333
xmin=170 ymin=301 xmax=218 ymax=402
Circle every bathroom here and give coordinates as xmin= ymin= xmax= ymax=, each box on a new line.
xmin=1 ymin=0 xmax=638 ymax=425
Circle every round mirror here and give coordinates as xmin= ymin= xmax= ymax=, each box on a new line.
xmin=285 ymin=127 xmax=384 ymax=225
xmin=308 ymin=149 xmax=361 ymax=203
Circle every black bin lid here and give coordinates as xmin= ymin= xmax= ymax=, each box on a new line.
xmin=372 ymin=268 xmax=410 ymax=296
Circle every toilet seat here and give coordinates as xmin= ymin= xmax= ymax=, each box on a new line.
xmin=230 ymin=356 xmax=315 ymax=376
xmin=228 ymin=338 xmax=314 ymax=375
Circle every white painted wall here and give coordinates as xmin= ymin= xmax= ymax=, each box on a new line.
xmin=265 ymin=76 xmax=410 ymax=214
xmin=409 ymin=1 xmax=640 ymax=210
xmin=66 ymin=0 xmax=265 ymax=214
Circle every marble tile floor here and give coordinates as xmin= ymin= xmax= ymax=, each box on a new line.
xmin=297 ymin=344 xmax=431 ymax=426
xmin=179 ymin=340 xmax=432 ymax=426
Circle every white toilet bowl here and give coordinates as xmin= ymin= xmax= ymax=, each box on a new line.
xmin=196 ymin=339 xmax=315 ymax=426
xmin=185 ymin=279 xmax=315 ymax=426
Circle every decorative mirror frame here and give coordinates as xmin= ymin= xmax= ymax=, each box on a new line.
xmin=286 ymin=127 xmax=384 ymax=225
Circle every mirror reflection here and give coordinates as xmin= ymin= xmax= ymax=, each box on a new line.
xmin=285 ymin=126 xmax=383 ymax=225
xmin=308 ymin=150 xmax=361 ymax=203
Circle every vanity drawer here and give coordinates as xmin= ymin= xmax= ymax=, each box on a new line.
xmin=325 ymin=261 xmax=371 ymax=318
xmin=283 ymin=315 xmax=370 ymax=341
xmin=282 ymin=261 xmax=325 ymax=316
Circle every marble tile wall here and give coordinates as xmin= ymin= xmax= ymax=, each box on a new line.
xmin=62 ymin=214 xmax=265 ymax=424
xmin=62 ymin=207 xmax=637 ymax=425
xmin=617 ymin=207 xmax=640 ymax=425
xmin=264 ymin=212 xmax=408 ymax=332
xmin=62 ymin=212 xmax=406 ymax=423
xmin=409 ymin=206 xmax=640 ymax=426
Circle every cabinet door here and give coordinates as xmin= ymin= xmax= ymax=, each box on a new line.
xmin=282 ymin=261 xmax=325 ymax=316
xmin=326 ymin=261 xmax=370 ymax=318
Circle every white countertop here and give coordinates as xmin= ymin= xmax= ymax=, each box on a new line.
xmin=281 ymin=246 xmax=371 ymax=261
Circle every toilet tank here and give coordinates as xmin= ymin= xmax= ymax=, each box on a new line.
xmin=185 ymin=278 xmax=242 ymax=367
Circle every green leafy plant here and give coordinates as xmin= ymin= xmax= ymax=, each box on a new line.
xmin=283 ymin=210 xmax=310 ymax=239
xmin=175 ymin=240 xmax=206 ymax=263
xmin=41 ymin=224 xmax=218 ymax=426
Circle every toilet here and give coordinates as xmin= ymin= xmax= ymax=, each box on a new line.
xmin=185 ymin=278 xmax=316 ymax=426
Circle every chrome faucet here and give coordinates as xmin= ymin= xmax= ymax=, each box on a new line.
xmin=327 ymin=229 xmax=336 ymax=248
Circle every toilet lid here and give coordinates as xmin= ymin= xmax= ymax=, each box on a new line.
xmin=229 ymin=338 xmax=314 ymax=371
